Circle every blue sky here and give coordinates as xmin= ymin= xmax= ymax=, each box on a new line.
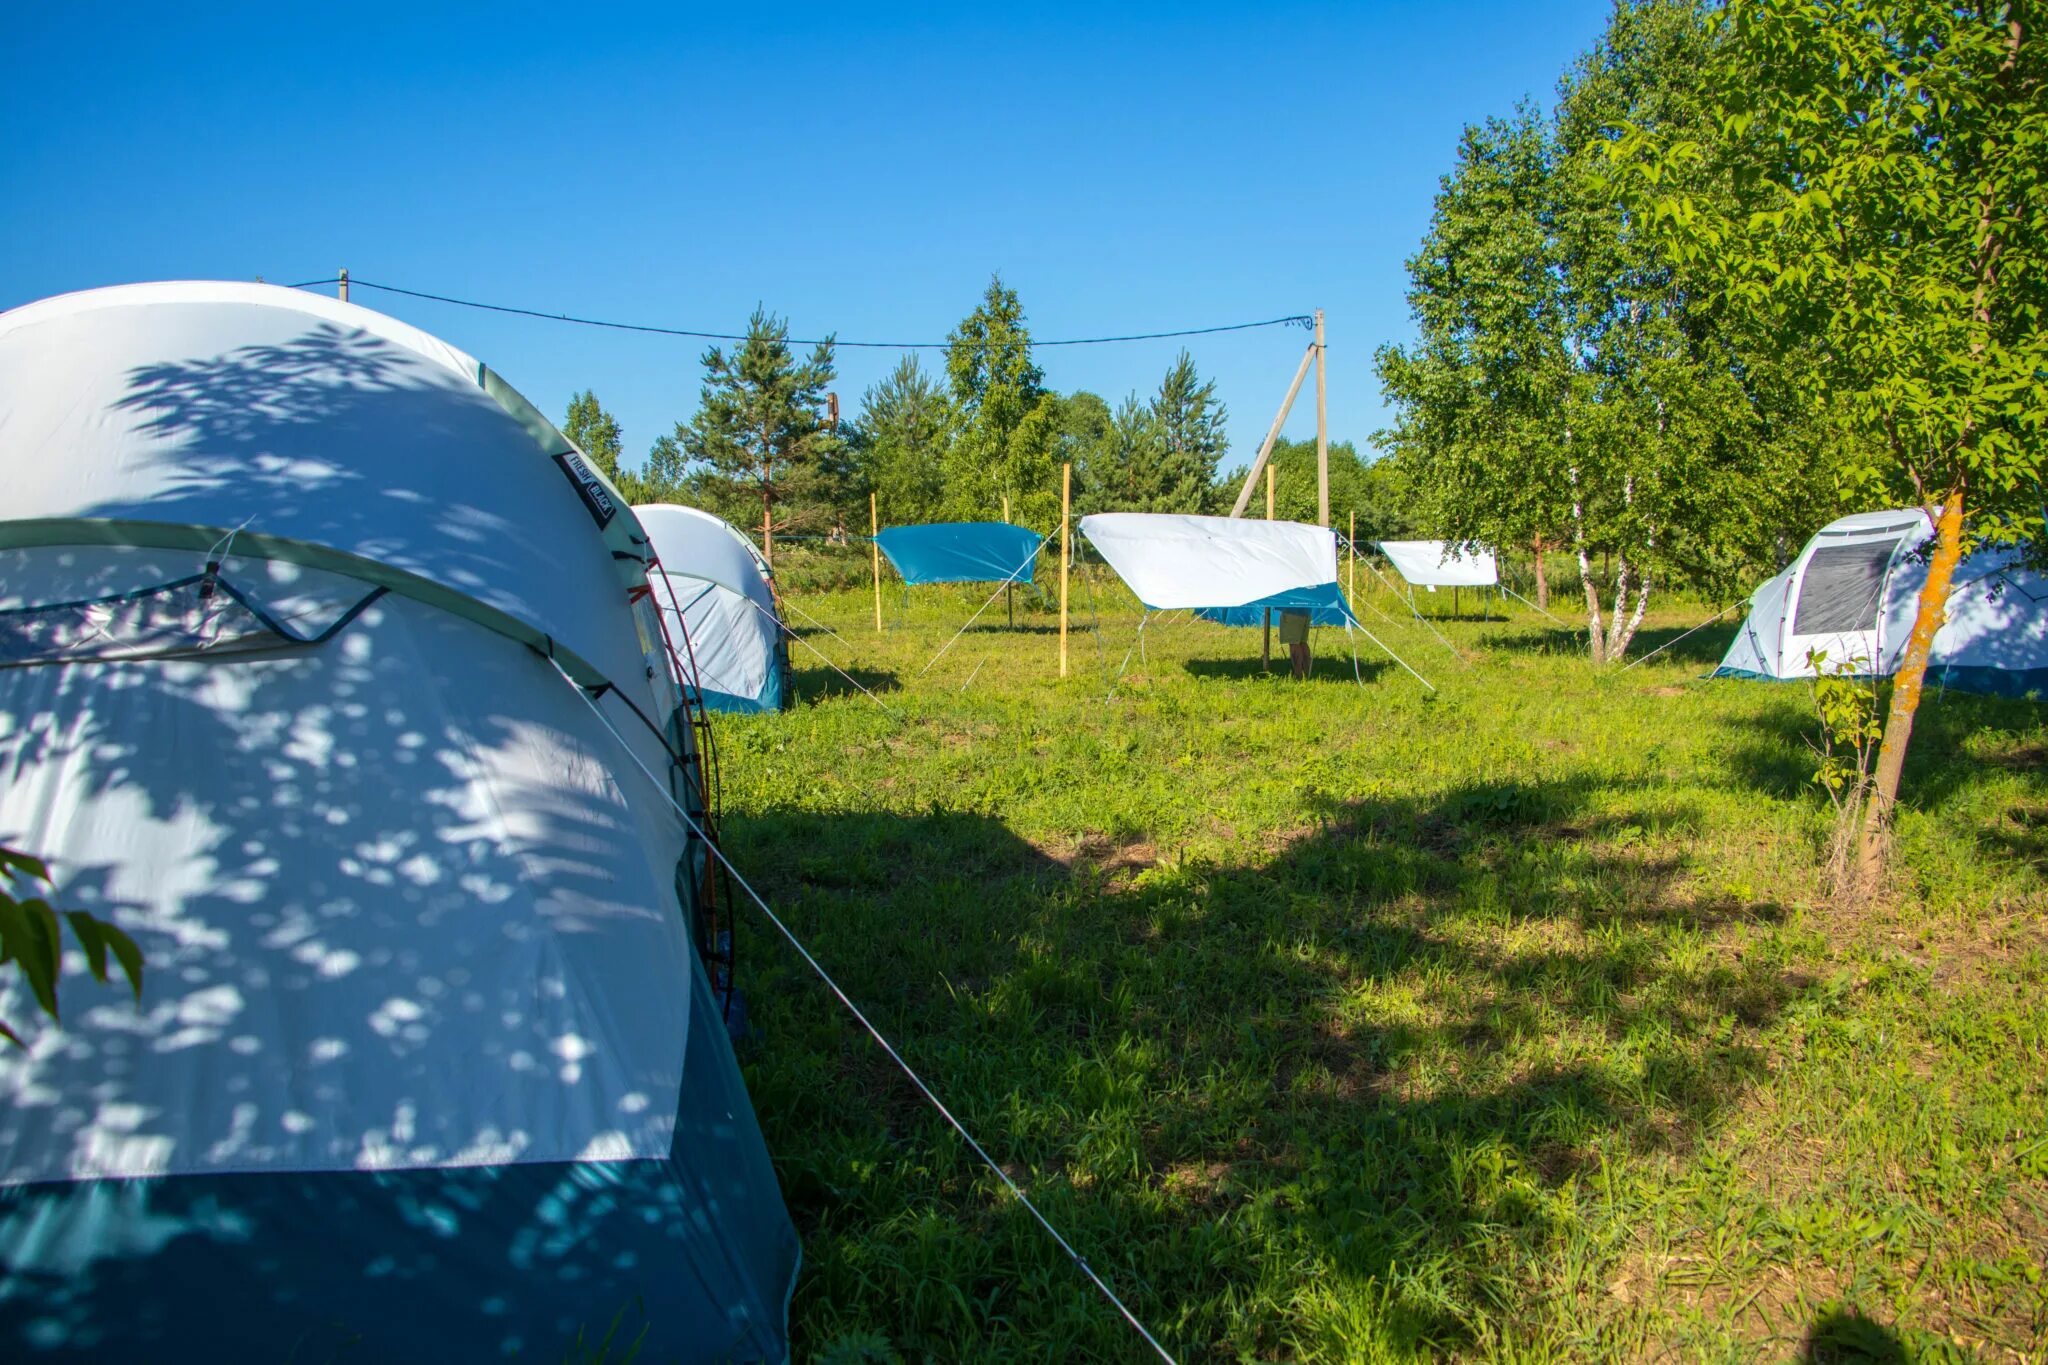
xmin=2 ymin=1 xmax=1608 ymax=476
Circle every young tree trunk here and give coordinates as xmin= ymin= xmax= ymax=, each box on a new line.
xmin=1568 ymin=464 xmax=1606 ymax=663
xmin=1612 ymin=568 xmax=1652 ymax=661
xmin=761 ymin=493 xmax=774 ymax=568
xmin=1531 ymin=534 xmax=1550 ymax=612
xmin=1853 ymin=491 xmax=1965 ymax=894
xmin=1604 ymin=552 xmax=1632 ymax=660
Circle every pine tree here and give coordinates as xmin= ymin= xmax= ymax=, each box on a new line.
xmin=849 ymin=355 xmax=953 ymax=526
xmin=1148 ymin=351 xmax=1229 ymax=513
xmin=942 ymin=275 xmax=1053 ymax=522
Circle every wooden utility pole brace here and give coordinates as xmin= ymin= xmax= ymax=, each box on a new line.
xmin=1059 ymin=463 xmax=1071 ymax=678
xmin=338 ymin=268 xmax=348 ymax=303
xmin=1314 ymin=310 xmax=1328 ymax=528
xmin=1230 ymin=342 xmax=1316 ymax=518
xmin=870 ymin=493 xmax=882 ymax=632
xmin=1263 ymin=466 xmax=1275 ymax=670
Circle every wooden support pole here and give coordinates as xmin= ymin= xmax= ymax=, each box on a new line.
xmin=1230 ymin=342 xmax=1316 ymax=518
xmin=1059 ymin=462 xmax=1071 ymax=678
xmin=1263 ymin=466 xmax=1275 ymax=669
xmin=1348 ymin=509 xmax=1356 ymax=602
xmin=337 ymin=268 xmax=349 ymax=303
xmin=1314 ymin=309 xmax=1329 ymax=528
xmin=870 ymin=492 xmax=882 ymax=633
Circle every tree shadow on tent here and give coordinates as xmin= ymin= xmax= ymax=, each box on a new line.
xmin=722 ymin=775 xmax=1807 ymax=1360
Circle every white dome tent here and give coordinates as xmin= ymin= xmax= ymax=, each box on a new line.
xmin=0 ymin=283 xmax=798 ymax=1361
xmin=1716 ymin=508 xmax=2048 ymax=697
xmin=639 ymin=503 xmax=792 ymax=714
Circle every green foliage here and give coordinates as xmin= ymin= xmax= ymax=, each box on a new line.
xmin=0 ymin=844 xmax=143 ymax=1048
xmin=1379 ymin=1 xmax=1844 ymax=660
xmin=1806 ymin=650 xmax=1884 ymax=806
xmin=562 ymin=389 xmax=626 ymax=481
xmin=847 ymin=356 xmax=954 ymax=526
xmin=1612 ymin=0 xmax=2047 ymax=549
xmin=1250 ymin=437 xmax=1421 ymax=540
xmin=1148 ymin=350 xmax=1229 ymax=513
xmin=675 ymin=307 xmax=846 ymax=560
xmin=943 ymin=276 xmax=1054 ymax=525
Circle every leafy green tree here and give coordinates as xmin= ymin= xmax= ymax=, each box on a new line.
xmin=640 ymin=431 xmax=689 ymax=505
xmin=942 ymin=276 xmax=1055 ymax=523
xmin=674 ymin=307 xmax=842 ymax=565
xmin=1149 ymin=351 xmax=1229 ymax=513
xmin=1614 ymin=0 xmax=2046 ymax=890
xmin=1 ymin=845 xmax=142 ymax=1047
xmin=563 ymin=389 xmax=648 ymax=504
xmin=1074 ymin=394 xmax=1164 ymax=514
xmin=848 ymin=355 xmax=954 ymax=526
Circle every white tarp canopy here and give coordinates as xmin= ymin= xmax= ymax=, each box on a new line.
xmin=1716 ymin=508 xmax=2048 ymax=698
xmin=1079 ymin=513 xmax=1351 ymax=613
xmin=1379 ymin=540 xmax=1498 ymax=587
xmin=639 ymin=503 xmax=789 ymax=713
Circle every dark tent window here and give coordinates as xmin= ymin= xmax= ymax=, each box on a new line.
xmin=1793 ymin=540 xmax=1902 ymax=635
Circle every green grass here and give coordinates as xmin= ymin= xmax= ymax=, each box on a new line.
xmin=710 ymin=570 xmax=2048 ymax=1363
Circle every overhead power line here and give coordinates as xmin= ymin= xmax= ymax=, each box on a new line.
xmin=285 ymin=276 xmax=1312 ymax=349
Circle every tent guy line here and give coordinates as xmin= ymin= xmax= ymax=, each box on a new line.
xmin=558 ymin=661 xmax=1183 ymax=1365
xmin=288 ymin=276 xmax=1312 ymax=350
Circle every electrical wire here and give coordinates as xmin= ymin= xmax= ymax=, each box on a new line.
xmin=287 ymin=276 xmax=1312 ymax=350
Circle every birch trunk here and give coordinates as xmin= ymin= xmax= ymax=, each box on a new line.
xmin=1568 ymin=464 xmax=1605 ymax=663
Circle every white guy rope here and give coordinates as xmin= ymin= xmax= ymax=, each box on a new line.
xmin=1499 ymin=585 xmax=1572 ymax=627
xmin=1619 ymin=600 xmax=1741 ymax=672
xmin=916 ymin=542 xmax=1045 ymax=678
xmin=781 ymin=594 xmax=855 ymax=647
xmin=1365 ymin=560 xmax=1471 ymax=669
xmin=737 ymin=596 xmax=895 ymax=711
xmin=559 ymin=670 xmax=1181 ymax=1365
xmin=1343 ymin=621 xmax=1438 ymax=694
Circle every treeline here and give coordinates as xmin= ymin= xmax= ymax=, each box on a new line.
xmin=563 ymin=277 xmax=1415 ymax=563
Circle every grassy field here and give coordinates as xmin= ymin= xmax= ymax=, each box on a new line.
xmin=708 ymin=566 xmax=2047 ymax=1364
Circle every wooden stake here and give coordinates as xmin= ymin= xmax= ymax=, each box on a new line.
xmin=870 ymin=492 xmax=882 ymax=633
xmin=1002 ymin=494 xmax=1013 ymax=627
xmin=1348 ymin=508 xmax=1356 ymax=602
xmin=337 ymin=268 xmax=349 ymax=303
xmin=1059 ymin=462 xmax=1071 ymax=678
xmin=1002 ymin=494 xmax=1010 ymax=524
xmin=1314 ymin=309 xmax=1329 ymax=528
xmin=1263 ymin=467 xmax=1275 ymax=669
xmin=1230 ymin=342 xmax=1316 ymax=517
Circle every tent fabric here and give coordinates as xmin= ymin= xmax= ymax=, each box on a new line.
xmin=0 ymin=286 xmax=798 ymax=1361
xmin=0 ymin=281 xmax=650 ymax=691
xmin=1079 ymin=513 xmax=1361 ymax=626
xmin=873 ymin=522 xmax=1042 ymax=585
xmin=639 ymin=504 xmax=790 ymax=714
xmin=1378 ymin=540 xmax=1499 ymax=587
xmin=1715 ymin=508 xmax=2048 ymax=699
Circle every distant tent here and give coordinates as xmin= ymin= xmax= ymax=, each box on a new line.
xmin=1079 ymin=513 xmax=1361 ymax=627
xmin=639 ymin=502 xmax=792 ymax=714
xmin=1379 ymin=540 xmax=1498 ymax=588
xmin=0 ymin=282 xmax=798 ymax=1362
xmin=874 ymin=521 xmax=1043 ymax=586
xmin=1716 ymin=508 xmax=2048 ymax=698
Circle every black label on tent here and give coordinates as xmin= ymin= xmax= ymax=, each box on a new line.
xmin=554 ymin=450 xmax=618 ymax=530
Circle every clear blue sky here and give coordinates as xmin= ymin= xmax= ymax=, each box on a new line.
xmin=3 ymin=1 xmax=1608 ymax=476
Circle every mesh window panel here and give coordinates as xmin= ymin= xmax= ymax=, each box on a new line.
xmin=1793 ymin=541 xmax=1902 ymax=635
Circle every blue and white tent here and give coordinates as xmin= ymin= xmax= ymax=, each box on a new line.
xmin=1079 ymin=513 xmax=1362 ymax=628
xmin=0 ymin=283 xmax=799 ymax=1361
xmin=874 ymin=521 xmax=1043 ymax=587
xmin=640 ymin=503 xmax=792 ymax=714
xmin=1715 ymin=508 xmax=2048 ymax=699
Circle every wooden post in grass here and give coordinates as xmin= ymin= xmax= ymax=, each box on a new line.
xmin=1001 ymin=494 xmax=1013 ymax=628
xmin=1348 ymin=508 xmax=1357 ymax=603
xmin=1314 ymin=309 xmax=1328 ymax=528
xmin=869 ymin=492 xmax=882 ymax=633
xmin=1263 ymin=466 xmax=1275 ymax=670
xmin=1059 ymin=462 xmax=1071 ymax=678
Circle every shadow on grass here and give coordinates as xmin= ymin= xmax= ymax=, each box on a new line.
xmin=726 ymin=776 xmax=1807 ymax=1359
xmin=790 ymin=663 xmax=901 ymax=703
xmin=1801 ymin=1305 xmax=1908 ymax=1363
xmin=1180 ymin=654 xmax=1393 ymax=686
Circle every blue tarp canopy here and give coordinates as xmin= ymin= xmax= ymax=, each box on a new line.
xmin=1196 ymin=582 xmax=1360 ymax=628
xmin=874 ymin=521 xmax=1043 ymax=585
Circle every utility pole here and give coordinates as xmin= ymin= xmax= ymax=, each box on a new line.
xmin=1314 ymin=310 xmax=1328 ymax=528
xmin=337 ymin=268 xmax=349 ymax=303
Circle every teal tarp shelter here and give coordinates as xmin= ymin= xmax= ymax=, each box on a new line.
xmin=1715 ymin=508 xmax=2048 ymax=699
xmin=0 ymin=282 xmax=799 ymax=1362
xmin=874 ymin=521 xmax=1042 ymax=586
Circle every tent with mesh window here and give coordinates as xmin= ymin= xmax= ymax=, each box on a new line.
xmin=0 ymin=282 xmax=799 ymax=1362
xmin=1715 ymin=508 xmax=2048 ymax=698
xmin=639 ymin=502 xmax=792 ymax=714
